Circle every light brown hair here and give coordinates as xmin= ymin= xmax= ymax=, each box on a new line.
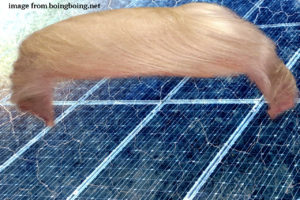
xmin=10 ymin=3 xmax=298 ymax=126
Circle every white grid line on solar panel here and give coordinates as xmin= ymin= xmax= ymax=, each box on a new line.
xmin=3 ymin=99 xmax=300 ymax=107
xmin=258 ymin=22 xmax=300 ymax=29
xmin=66 ymin=78 xmax=188 ymax=200
xmin=0 ymin=79 xmax=108 ymax=173
xmin=80 ymin=104 xmax=249 ymax=199
xmin=0 ymin=99 xmax=261 ymax=106
xmin=183 ymin=45 xmax=300 ymax=200
xmin=1 ymin=96 xmax=299 ymax=108
xmin=214 ymin=113 xmax=298 ymax=199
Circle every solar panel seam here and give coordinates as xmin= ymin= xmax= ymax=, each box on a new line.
xmin=0 ymin=99 xmax=260 ymax=106
xmin=3 ymin=98 xmax=300 ymax=106
xmin=184 ymin=48 xmax=300 ymax=200
xmin=0 ymin=79 xmax=108 ymax=174
xmin=258 ymin=22 xmax=300 ymax=29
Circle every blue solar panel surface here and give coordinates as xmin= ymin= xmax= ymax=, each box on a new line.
xmin=0 ymin=0 xmax=299 ymax=200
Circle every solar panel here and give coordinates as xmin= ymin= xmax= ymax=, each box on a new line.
xmin=0 ymin=0 xmax=299 ymax=199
